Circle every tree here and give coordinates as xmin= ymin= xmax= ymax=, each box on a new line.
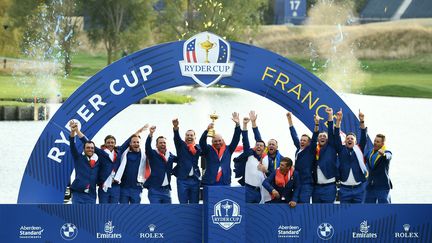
xmin=8 ymin=0 xmax=81 ymax=75
xmin=83 ymin=0 xmax=154 ymax=64
xmin=52 ymin=0 xmax=82 ymax=75
xmin=153 ymin=0 xmax=268 ymax=42
xmin=0 ymin=0 xmax=23 ymax=57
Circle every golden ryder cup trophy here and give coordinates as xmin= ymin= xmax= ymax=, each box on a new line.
xmin=208 ymin=112 xmax=219 ymax=137
xmin=200 ymin=35 xmax=215 ymax=63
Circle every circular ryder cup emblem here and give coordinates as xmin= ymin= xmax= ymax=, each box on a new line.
xmin=317 ymin=223 xmax=334 ymax=240
xmin=60 ymin=223 xmax=78 ymax=240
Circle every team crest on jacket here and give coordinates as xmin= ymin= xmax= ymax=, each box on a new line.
xmin=211 ymin=199 xmax=242 ymax=230
xmin=179 ymin=32 xmax=234 ymax=87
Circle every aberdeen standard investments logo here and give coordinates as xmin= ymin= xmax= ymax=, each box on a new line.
xmin=179 ymin=32 xmax=234 ymax=87
xmin=19 ymin=225 xmax=44 ymax=239
xmin=212 ymin=199 xmax=242 ymax=230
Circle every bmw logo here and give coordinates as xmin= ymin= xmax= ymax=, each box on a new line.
xmin=60 ymin=223 xmax=78 ymax=240
xmin=317 ymin=222 xmax=334 ymax=240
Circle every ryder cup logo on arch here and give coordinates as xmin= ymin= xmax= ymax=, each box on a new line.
xmin=211 ymin=199 xmax=242 ymax=230
xmin=179 ymin=32 xmax=234 ymax=87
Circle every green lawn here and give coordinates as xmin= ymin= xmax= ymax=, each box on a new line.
xmin=70 ymin=52 xmax=108 ymax=77
xmin=1 ymin=52 xmax=431 ymax=106
xmin=291 ymin=54 xmax=432 ymax=98
xmin=0 ymin=52 xmax=193 ymax=105
xmin=359 ymin=73 xmax=432 ymax=98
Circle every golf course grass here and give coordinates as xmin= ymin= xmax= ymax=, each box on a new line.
xmin=1 ymin=51 xmax=431 ymax=107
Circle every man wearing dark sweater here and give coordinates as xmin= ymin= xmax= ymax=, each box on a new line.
xmin=287 ymin=111 xmax=317 ymax=204
xmin=69 ymin=121 xmax=108 ymax=204
xmin=200 ymin=112 xmax=241 ymax=186
xmin=362 ymin=113 xmax=393 ymax=204
xmin=172 ymin=118 xmax=201 ymax=204
xmin=145 ymin=126 xmax=177 ymax=204
xmin=263 ymin=157 xmax=300 ymax=206
xmin=311 ymin=108 xmax=338 ymax=203
xmin=334 ymin=109 xmax=368 ymax=203
xmin=113 ymin=125 xmax=149 ymax=204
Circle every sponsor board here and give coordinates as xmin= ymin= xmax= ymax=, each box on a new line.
xmin=140 ymin=224 xmax=164 ymax=239
xmin=96 ymin=220 xmax=122 ymax=239
xmin=211 ymin=199 xmax=242 ymax=230
xmin=317 ymin=222 xmax=334 ymax=240
xmin=394 ymin=224 xmax=420 ymax=239
xmin=278 ymin=225 xmax=301 ymax=238
xmin=352 ymin=220 xmax=378 ymax=239
xmin=60 ymin=223 xmax=78 ymax=241
xmin=19 ymin=225 xmax=44 ymax=239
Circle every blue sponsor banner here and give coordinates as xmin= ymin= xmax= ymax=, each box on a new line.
xmin=204 ymin=186 xmax=246 ymax=243
xmin=0 ymin=204 xmax=202 ymax=242
xmin=1 ymin=203 xmax=431 ymax=242
xmin=247 ymin=204 xmax=432 ymax=242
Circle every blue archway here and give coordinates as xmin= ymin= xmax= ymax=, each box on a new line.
xmin=18 ymin=32 xmax=367 ymax=203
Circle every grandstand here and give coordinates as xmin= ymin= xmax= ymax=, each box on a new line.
xmin=360 ymin=0 xmax=432 ymax=23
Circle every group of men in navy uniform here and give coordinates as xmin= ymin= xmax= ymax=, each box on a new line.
xmin=68 ymin=108 xmax=392 ymax=205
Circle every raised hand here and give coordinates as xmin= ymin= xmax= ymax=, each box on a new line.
xmin=232 ymin=112 xmax=240 ymax=125
xmin=359 ymin=109 xmax=365 ymax=129
xmin=69 ymin=120 xmax=77 ymax=131
xmin=149 ymin=126 xmax=156 ymax=135
xmin=314 ymin=114 xmax=320 ymax=125
xmin=135 ymin=124 xmax=149 ymax=136
xmin=314 ymin=114 xmax=320 ymax=132
xmin=172 ymin=118 xmax=179 ymax=128
xmin=359 ymin=110 xmax=364 ymax=122
xmin=207 ymin=123 xmax=214 ymax=131
xmin=335 ymin=108 xmax=343 ymax=128
xmin=326 ymin=107 xmax=334 ymax=121
xmin=286 ymin=112 xmax=293 ymax=126
xmin=249 ymin=110 xmax=258 ymax=128
xmin=249 ymin=111 xmax=257 ymax=122
xmin=336 ymin=108 xmax=343 ymax=122
xmin=69 ymin=120 xmax=77 ymax=136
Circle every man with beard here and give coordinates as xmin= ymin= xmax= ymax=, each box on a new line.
xmin=262 ymin=157 xmax=300 ymax=206
xmin=362 ymin=113 xmax=393 ymax=204
xmin=334 ymin=109 xmax=368 ymax=203
xmin=145 ymin=126 xmax=177 ymax=204
xmin=71 ymin=123 xmax=148 ymax=204
xmin=311 ymin=108 xmax=338 ymax=203
xmin=234 ymin=117 xmax=274 ymax=203
xmin=113 ymin=125 xmax=150 ymax=204
xmin=97 ymin=135 xmax=122 ymax=203
xmin=68 ymin=120 xmax=117 ymax=204
xmin=200 ymin=112 xmax=241 ymax=186
xmin=172 ymin=118 xmax=201 ymax=204
xmin=249 ymin=111 xmax=283 ymax=170
xmin=286 ymin=111 xmax=318 ymax=204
